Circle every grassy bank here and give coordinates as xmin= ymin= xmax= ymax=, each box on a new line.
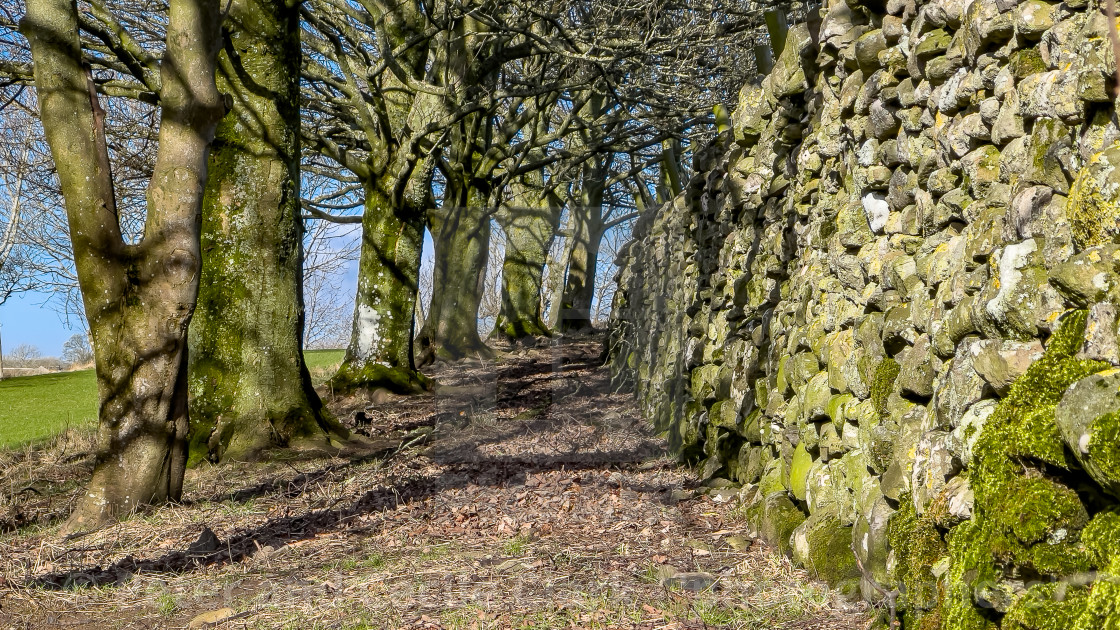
xmin=0 ymin=350 xmax=346 ymax=449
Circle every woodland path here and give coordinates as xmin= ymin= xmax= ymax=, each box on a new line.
xmin=0 ymin=336 xmax=870 ymax=629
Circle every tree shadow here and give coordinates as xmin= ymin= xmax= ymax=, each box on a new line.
xmin=28 ymin=450 xmax=680 ymax=590
xmin=26 ymin=335 xmax=674 ymax=591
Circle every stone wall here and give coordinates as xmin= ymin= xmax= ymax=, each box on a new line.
xmin=607 ymin=0 xmax=1120 ymax=627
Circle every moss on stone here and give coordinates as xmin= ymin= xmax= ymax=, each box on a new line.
xmin=790 ymin=441 xmax=813 ymax=501
xmin=939 ymin=311 xmax=1110 ymax=630
xmin=1010 ymin=48 xmax=1046 ymax=80
xmin=803 ymin=517 xmax=861 ymax=589
xmin=871 ymin=358 xmax=901 ymax=422
xmin=759 ymin=492 xmax=808 ymax=556
xmin=888 ymin=492 xmax=947 ymax=612
xmin=1087 ymin=410 xmax=1120 ymax=482
xmin=1067 ymin=142 xmax=1120 ymax=250
xmin=1004 ymin=583 xmax=1092 ymax=630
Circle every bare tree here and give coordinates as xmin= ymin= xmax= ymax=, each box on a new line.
xmin=0 ymin=89 xmax=38 ymax=306
xmin=477 ymin=221 xmax=505 ymax=337
xmin=62 ymin=332 xmax=93 ymax=365
xmin=0 ymin=74 xmax=163 ymax=327
xmin=593 ymin=218 xmax=635 ymax=324
xmin=5 ymin=342 xmax=39 ymax=363
xmin=20 ymin=0 xmax=225 ymax=531
xmin=303 ymin=218 xmax=359 ymax=349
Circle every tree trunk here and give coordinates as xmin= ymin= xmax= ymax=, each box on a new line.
xmin=22 ymin=0 xmax=225 ymax=532
xmin=544 ymin=216 xmax=573 ymax=330
xmin=329 ymin=181 xmax=430 ymax=393
xmin=418 ymin=178 xmax=494 ymax=362
xmin=559 ymin=163 xmax=606 ymax=332
xmin=188 ymin=0 xmax=344 ymax=464
xmin=493 ymin=176 xmax=560 ymax=340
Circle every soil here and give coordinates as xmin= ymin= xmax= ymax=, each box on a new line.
xmin=0 ymin=335 xmax=872 ymax=629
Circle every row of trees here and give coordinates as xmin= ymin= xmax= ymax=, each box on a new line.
xmin=0 ymin=0 xmax=770 ymax=531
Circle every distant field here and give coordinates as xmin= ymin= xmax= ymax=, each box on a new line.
xmin=0 ymin=350 xmax=347 ymax=449
xmin=304 ymin=349 xmax=345 ymax=385
xmin=0 ymin=370 xmax=99 ymax=448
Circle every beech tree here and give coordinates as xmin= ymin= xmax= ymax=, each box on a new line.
xmin=492 ymin=168 xmax=563 ymax=340
xmin=187 ymin=0 xmax=346 ymax=463
xmin=300 ymin=0 xmax=446 ymax=393
xmin=20 ymin=0 xmax=225 ymax=531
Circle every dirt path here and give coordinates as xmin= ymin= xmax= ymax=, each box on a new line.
xmin=0 ymin=337 xmax=870 ymax=629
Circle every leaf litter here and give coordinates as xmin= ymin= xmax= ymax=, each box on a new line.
xmin=0 ymin=335 xmax=871 ymax=629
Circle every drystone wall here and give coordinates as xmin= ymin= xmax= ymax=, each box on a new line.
xmin=608 ymin=0 xmax=1120 ymax=627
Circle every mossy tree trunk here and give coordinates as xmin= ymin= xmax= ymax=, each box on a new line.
xmin=414 ymin=18 xmax=503 ymax=363
xmin=493 ymin=172 xmax=561 ymax=340
xmin=188 ymin=0 xmax=345 ymax=464
xmin=559 ymin=157 xmax=607 ymax=332
xmin=22 ymin=0 xmax=225 ymax=532
xmin=305 ymin=0 xmax=440 ymax=393
xmin=329 ymin=180 xmax=430 ymax=393
xmin=418 ymin=175 xmax=495 ymax=362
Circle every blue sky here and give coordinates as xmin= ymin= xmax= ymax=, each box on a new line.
xmin=0 ymin=290 xmax=81 ymax=356
xmin=0 ymin=228 xmax=433 ymax=358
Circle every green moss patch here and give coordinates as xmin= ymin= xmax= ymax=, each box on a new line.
xmin=888 ymin=492 xmax=947 ymax=613
xmin=328 ymin=362 xmax=434 ymax=395
xmin=871 ymin=358 xmax=900 ymax=422
xmin=940 ymin=311 xmax=1111 ymax=629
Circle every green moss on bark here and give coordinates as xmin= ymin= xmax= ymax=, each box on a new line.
xmin=188 ymin=0 xmax=343 ymax=465
xmin=331 ymin=182 xmax=427 ymax=393
xmin=328 ymin=362 xmax=433 ymax=395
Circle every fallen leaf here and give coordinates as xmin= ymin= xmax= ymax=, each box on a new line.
xmin=188 ymin=608 xmax=236 ymax=628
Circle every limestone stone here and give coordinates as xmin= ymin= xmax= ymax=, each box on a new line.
xmin=949 ymin=399 xmax=996 ymax=465
xmin=960 ymin=145 xmax=1001 ymax=197
xmin=897 ymin=335 xmax=936 ymax=399
xmin=971 ymin=339 xmax=1044 ymax=396
xmin=1019 ymin=70 xmax=1084 ymax=122
xmin=1049 ymin=244 xmax=1120 ymax=306
xmin=791 ymin=514 xmax=861 ymax=588
xmin=1066 ymin=140 xmax=1120 ymax=249
xmin=1014 ymin=0 xmax=1055 ymax=40
xmin=734 ymin=84 xmax=772 ymax=140
xmin=911 ymin=430 xmax=961 ymax=515
xmin=855 ymin=29 xmax=889 ymax=72
xmin=1078 ymin=302 xmax=1120 ymax=366
xmin=991 ymin=90 xmax=1025 ymax=145
xmin=1055 ymin=370 xmax=1120 ymax=497
xmin=755 ymin=492 xmax=807 ymax=555
xmin=862 ymin=192 xmax=891 ymax=234
xmin=934 ymin=339 xmax=987 ymax=429
xmin=853 ymin=496 xmax=895 ymax=600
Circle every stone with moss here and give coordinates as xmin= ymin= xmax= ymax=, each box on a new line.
xmin=939 ymin=312 xmax=1106 ymax=629
xmin=1055 ymin=370 xmax=1120 ymax=498
xmin=791 ymin=514 xmax=861 ymax=594
xmin=758 ymin=492 xmax=808 ymax=556
xmin=888 ymin=492 xmax=947 ymax=612
xmin=870 ymin=358 xmax=901 ymax=422
xmin=789 ymin=441 xmax=814 ymax=502
xmin=1066 ymin=142 xmax=1120 ymax=250
xmin=1048 ymin=245 xmax=1120 ymax=307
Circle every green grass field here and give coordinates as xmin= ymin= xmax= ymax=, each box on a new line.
xmin=303 ymin=348 xmax=345 ymax=385
xmin=0 ymin=350 xmax=347 ymax=449
xmin=0 ymin=369 xmax=99 ymax=448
